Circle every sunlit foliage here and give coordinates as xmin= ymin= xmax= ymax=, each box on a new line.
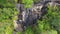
xmin=0 ymin=0 xmax=60 ymax=34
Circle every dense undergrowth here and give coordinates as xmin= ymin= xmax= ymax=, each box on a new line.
xmin=0 ymin=0 xmax=60 ymax=34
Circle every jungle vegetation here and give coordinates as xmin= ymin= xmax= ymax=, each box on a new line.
xmin=0 ymin=0 xmax=60 ymax=34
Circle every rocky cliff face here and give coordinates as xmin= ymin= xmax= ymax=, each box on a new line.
xmin=14 ymin=0 xmax=60 ymax=34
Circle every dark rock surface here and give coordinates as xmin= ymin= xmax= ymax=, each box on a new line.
xmin=14 ymin=0 xmax=60 ymax=34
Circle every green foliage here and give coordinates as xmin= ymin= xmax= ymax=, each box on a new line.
xmin=25 ymin=27 xmax=34 ymax=34
xmin=0 ymin=8 xmax=18 ymax=34
xmin=41 ymin=30 xmax=57 ymax=34
xmin=0 ymin=0 xmax=60 ymax=34
xmin=0 ymin=8 xmax=18 ymax=22
xmin=47 ymin=5 xmax=60 ymax=34
xmin=23 ymin=0 xmax=33 ymax=8
xmin=0 ymin=0 xmax=15 ymax=7
xmin=5 ymin=26 xmax=13 ymax=34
